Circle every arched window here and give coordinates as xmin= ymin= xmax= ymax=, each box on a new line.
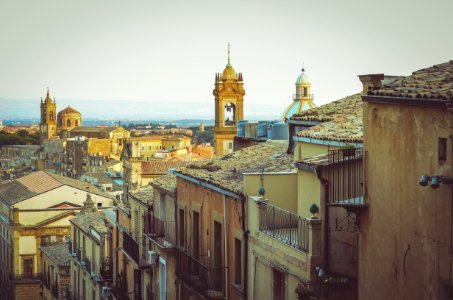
xmin=75 ymin=119 xmax=79 ymax=127
xmin=67 ymin=119 xmax=71 ymax=127
xmin=49 ymin=111 xmax=54 ymax=121
xmin=224 ymin=103 xmax=235 ymax=126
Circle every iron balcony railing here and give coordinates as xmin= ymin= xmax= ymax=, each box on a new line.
xmin=85 ymin=257 xmax=92 ymax=275
xmin=11 ymin=272 xmax=42 ymax=281
xmin=100 ymin=257 xmax=113 ymax=280
xmin=327 ymin=148 xmax=367 ymax=206
xmin=123 ymin=230 xmax=140 ymax=264
xmin=143 ymin=211 xmax=176 ymax=248
xmin=76 ymin=248 xmax=85 ymax=263
xmin=311 ymin=275 xmax=358 ymax=300
xmin=176 ymin=250 xmax=225 ymax=299
xmin=259 ymin=203 xmax=309 ymax=252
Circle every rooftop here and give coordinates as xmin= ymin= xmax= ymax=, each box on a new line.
xmin=177 ymin=141 xmax=294 ymax=195
xmin=0 ymin=171 xmax=112 ymax=206
xmin=150 ymin=174 xmax=177 ymax=195
xmin=40 ymin=241 xmax=72 ymax=267
xmin=70 ymin=209 xmax=111 ymax=236
xmin=295 ymin=94 xmax=363 ymax=143
xmin=141 ymin=160 xmax=190 ymax=175
xmin=129 ymin=186 xmax=154 ymax=205
xmin=291 ymin=93 xmax=362 ymax=122
xmin=368 ymin=60 xmax=453 ymax=100
xmin=58 ymin=106 xmax=81 ymax=115
xmin=69 ymin=126 xmax=119 ymax=133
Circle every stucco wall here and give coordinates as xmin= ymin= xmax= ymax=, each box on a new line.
xmin=360 ymin=102 xmax=453 ymax=300
xmin=243 ymin=172 xmax=298 ymax=213
xmin=297 ymin=170 xmax=321 ymax=218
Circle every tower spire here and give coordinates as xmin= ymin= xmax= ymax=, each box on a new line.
xmin=227 ymin=43 xmax=231 ymax=66
xmin=47 ymin=86 xmax=50 ymax=97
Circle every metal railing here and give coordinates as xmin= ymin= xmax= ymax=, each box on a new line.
xmin=76 ymin=248 xmax=85 ymax=263
xmin=176 ymin=250 xmax=225 ymax=299
xmin=85 ymin=257 xmax=92 ymax=275
xmin=311 ymin=276 xmax=358 ymax=300
xmin=123 ymin=230 xmax=140 ymax=264
xmin=259 ymin=203 xmax=309 ymax=252
xmin=143 ymin=211 xmax=176 ymax=248
xmin=327 ymin=148 xmax=367 ymax=206
xmin=100 ymin=257 xmax=113 ymax=280
xmin=11 ymin=272 xmax=42 ymax=281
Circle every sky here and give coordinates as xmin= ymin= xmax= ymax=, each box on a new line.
xmin=0 ymin=0 xmax=452 ymax=120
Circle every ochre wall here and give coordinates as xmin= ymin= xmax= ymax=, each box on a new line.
xmin=360 ymin=102 xmax=453 ymax=300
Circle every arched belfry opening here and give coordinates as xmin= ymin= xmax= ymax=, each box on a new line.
xmin=224 ymin=103 xmax=236 ymax=126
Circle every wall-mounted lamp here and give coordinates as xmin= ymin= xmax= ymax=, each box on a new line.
xmin=419 ymin=174 xmax=453 ymax=189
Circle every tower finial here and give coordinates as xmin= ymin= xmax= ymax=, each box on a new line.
xmin=47 ymin=86 xmax=50 ymax=97
xmin=301 ymin=62 xmax=305 ymax=72
xmin=227 ymin=43 xmax=231 ymax=66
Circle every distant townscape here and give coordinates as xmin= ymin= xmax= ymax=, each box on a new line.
xmin=0 ymin=55 xmax=453 ymax=300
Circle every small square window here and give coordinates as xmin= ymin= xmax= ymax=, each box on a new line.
xmin=97 ymin=203 xmax=102 ymax=207
xmin=438 ymin=138 xmax=447 ymax=163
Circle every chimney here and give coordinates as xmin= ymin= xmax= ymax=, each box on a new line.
xmin=83 ymin=193 xmax=97 ymax=212
xmin=358 ymin=74 xmax=385 ymax=95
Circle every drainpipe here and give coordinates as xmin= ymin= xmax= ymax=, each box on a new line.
xmin=242 ymin=196 xmax=248 ymax=300
xmin=223 ymin=195 xmax=229 ymax=300
xmin=316 ymin=167 xmax=330 ymax=268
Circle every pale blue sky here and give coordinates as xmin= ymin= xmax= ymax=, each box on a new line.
xmin=0 ymin=0 xmax=452 ymax=119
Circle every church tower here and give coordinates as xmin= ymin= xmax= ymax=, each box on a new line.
xmin=281 ymin=67 xmax=316 ymax=122
xmin=40 ymin=88 xmax=57 ymax=141
xmin=213 ymin=44 xmax=245 ymax=156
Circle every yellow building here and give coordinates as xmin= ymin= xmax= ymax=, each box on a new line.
xmin=57 ymin=106 xmax=82 ymax=131
xmin=68 ymin=195 xmax=114 ymax=300
xmin=129 ymin=135 xmax=191 ymax=160
xmin=40 ymin=88 xmax=57 ymax=141
xmin=40 ymin=241 xmax=71 ymax=300
xmin=0 ymin=170 xmax=114 ymax=300
xmin=213 ymin=45 xmax=245 ymax=156
xmin=281 ymin=67 xmax=316 ymax=122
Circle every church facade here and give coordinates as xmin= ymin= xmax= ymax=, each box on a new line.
xmin=39 ymin=88 xmax=82 ymax=141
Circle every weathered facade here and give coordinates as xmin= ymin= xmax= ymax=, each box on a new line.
xmin=359 ymin=61 xmax=453 ymax=300
xmin=41 ymin=241 xmax=71 ymax=300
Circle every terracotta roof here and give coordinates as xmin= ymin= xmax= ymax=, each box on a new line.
xmin=40 ymin=241 xmax=72 ymax=267
xmin=69 ymin=126 xmax=118 ymax=133
xmin=141 ymin=161 xmax=190 ymax=175
xmin=369 ymin=60 xmax=453 ymax=100
xmin=150 ymin=174 xmax=177 ymax=195
xmin=295 ymin=94 xmax=363 ymax=143
xmin=291 ymin=93 xmax=362 ymax=122
xmin=177 ymin=141 xmax=294 ymax=195
xmin=58 ymin=106 xmax=81 ymax=115
xmin=0 ymin=171 xmax=113 ymax=206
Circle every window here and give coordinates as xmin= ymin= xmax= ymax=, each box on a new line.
xmin=75 ymin=119 xmax=79 ymax=127
xmin=179 ymin=209 xmax=185 ymax=248
xmin=439 ymin=138 xmax=447 ymax=163
xmin=67 ymin=119 xmax=71 ymax=127
xmin=234 ymin=238 xmax=242 ymax=285
xmin=303 ymin=87 xmax=307 ymax=96
xmin=273 ymin=268 xmax=285 ymax=300
xmin=97 ymin=203 xmax=102 ymax=208
xmin=193 ymin=211 xmax=200 ymax=259
xmin=49 ymin=111 xmax=54 ymax=121
xmin=228 ymin=142 xmax=233 ymax=150
xmin=23 ymin=258 xmax=33 ymax=278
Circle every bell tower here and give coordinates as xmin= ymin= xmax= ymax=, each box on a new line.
xmin=213 ymin=44 xmax=245 ymax=156
xmin=40 ymin=88 xmax=57 ymax=141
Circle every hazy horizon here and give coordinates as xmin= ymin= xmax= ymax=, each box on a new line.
xmin=1 ymin=0 xmax=452 ymax=116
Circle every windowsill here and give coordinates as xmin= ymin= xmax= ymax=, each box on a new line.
xmin=231 ymin=283 xmax=244 ymax=294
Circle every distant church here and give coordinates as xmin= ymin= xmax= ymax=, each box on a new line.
xmin=39 ymin=88 xmax=82 ymax=140
xmin=213 ymin=45 xmax=245 ymax=156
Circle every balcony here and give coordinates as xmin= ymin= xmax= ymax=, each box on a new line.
xmin=176 ymin=250 xmax=225 ymax=299
xmin=326 ymin=148 xmax=367 ymax=210
xmin=100 ymin=257 xmax=113 ymax=280
xmin=259 ymin=203 xmax=310 ymax=252
xmin=76 ymin=248 xmax=85 ymax=264
xmin=310 ymin=275 xmax=358 ymax=300
xmin=51 ymin=282 xmax=59 ymax=298
xmin=43 ymin=272 xmax=50 ymax=289
xmin=123 ymin=230 xmax=139 ymax=264
xmin=143 ymin=211 xmax=176 ymax=248
xmin=85 ymin=257 xmax=92 ymax=275
xmin=11 ymin=272 xmax=42 ymax=282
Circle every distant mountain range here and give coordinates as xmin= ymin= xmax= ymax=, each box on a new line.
xmin=0 ymin=98 xmax=284 ymax=124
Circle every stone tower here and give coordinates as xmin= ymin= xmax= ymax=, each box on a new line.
xmin=40 ymin=88 xmax=57 ymax=141
xmin=213 ymin=44 xmax=245 ymax=156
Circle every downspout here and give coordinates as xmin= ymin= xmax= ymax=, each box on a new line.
xmin=242 ymin=195 xmax=249 ymax=300
xmin=223 ymin=195 xmax=229 ymax=300
xmin=174 ymin=188 xmax=179 ymax=300
xmin=316 ymin=167 xmax=330 ymax=267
